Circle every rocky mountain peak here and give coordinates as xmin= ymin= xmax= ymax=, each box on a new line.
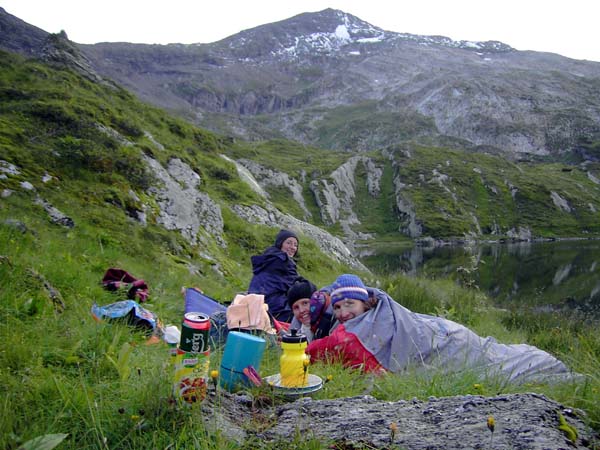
xmin=214 ymin=9 xmax=386 ymax=60
xmin=216 ymin=8 xmax=513 ymax=62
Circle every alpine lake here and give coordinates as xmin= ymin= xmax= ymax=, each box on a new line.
xmin=359 ymin=239 xmax=600 ymax=319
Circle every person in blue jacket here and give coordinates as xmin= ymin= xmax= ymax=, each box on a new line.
xmin=248 ymin=229 xmax=304 ymax=322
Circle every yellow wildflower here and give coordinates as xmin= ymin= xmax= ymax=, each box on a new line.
xmin=487 ymin=415 xmax=495 ymax=433
xmin=210 ymin=369 xmax=219 ymax=389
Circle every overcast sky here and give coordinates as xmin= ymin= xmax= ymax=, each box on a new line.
xmin=2 ymin=0 xmax=599 ymax=62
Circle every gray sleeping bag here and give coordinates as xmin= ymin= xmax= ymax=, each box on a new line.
xmin=343 ymin=288 xmax=577 ymax=383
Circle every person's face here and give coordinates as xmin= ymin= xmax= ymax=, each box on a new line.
xmin=291 ymin=298 xmax=311 ymax=325
xmin=333 ymin=299 xmax=367 ymax=323
xmin=281 ymin=237 xmax=298 ymax=257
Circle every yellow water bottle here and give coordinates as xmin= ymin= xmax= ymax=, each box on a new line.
xmin=280 ymin=329 xmax=309 ymax=387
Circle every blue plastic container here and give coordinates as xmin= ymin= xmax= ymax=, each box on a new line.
xmin=220 ymin=331 xmax=266 ymax=391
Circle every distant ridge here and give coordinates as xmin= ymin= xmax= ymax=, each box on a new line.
xmin=1 ymin=7 xmax=599 ymax=162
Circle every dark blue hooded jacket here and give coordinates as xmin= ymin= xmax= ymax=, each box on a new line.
xmin=248 ymin=245 xmax=301 ymax=322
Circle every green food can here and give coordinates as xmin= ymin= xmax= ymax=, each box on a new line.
xmin=179 ymin=312 xmax=210 ymax=353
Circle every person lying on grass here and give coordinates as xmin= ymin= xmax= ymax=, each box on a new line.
xmin=306 ymin=274 xmax=578 ymax=383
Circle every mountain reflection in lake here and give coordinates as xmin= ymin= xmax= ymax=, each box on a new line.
xmin=359 ymin=240 xmax=600 ymax=315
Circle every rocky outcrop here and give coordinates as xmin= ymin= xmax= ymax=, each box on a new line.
xmin=231 ymin=203 xmax=368 ymax=273
xmin=388 ymin=152 xmax=422 ymax=238
xmin=39 ymin=31 xmax=110 ymax=86
xmin=1 ymin=160 xmax=75 ymax=228
xmin=0 ymin=160 xmax=20 ymax=178
xmin=505 ymin=179 xmax=519 ymax=199
xmin=588 ymin=171 xmax=600 ymax=185
xmin=393 ymin=175 xmax=422 ymax=238
xmin=144 ymin=155 xmax=226 ymax=247
xmin=309 ymin=156 xmax=382 ymax=241
xmin=506 ymin=226 xmax=533 ymax=242
xmin=551 ymin=191 xmax=572 ymax=213
xmin=220 ymin=155 xmax=267 ymax=197
xmin=229 ymin=155 xmax=382 ymax=246
xmin=236 ymin=158 xmax=312 ymax=220
xmin=202 ymin=391 xmax=597 ymax=449
xmin=34 ymin=197 xmax=75 ymax=228
xmin=310 ymin=179 xmax=340 ymax=225
xmin=213 ymin=156 xmax=368 ymax=270
xmin=553 ymin=263 xmax=573 ymax=286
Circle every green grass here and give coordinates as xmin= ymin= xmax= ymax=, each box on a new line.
xmin=2 ymin=217 xmax=599 ymax=449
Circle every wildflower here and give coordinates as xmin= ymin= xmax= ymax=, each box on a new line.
xmin=210 ymin=369 xmax=219 ymax=389
xmin=389 ymin=422 xmax=398 ymax=443
xmin=473 ymin=383 xmax=485 ymax=394
xmin=130 ymin=415 xmax=140 ymax=421
xmin=487 ymin=415 xmax=495 ymax=433
xmin=487 ymin=415 xmax=495 ymax=446
xmin=325 ymin=374 xmax=333 ymax=383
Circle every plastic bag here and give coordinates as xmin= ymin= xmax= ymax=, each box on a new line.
xmin=91 ymin=300 xmax=159 ymax=332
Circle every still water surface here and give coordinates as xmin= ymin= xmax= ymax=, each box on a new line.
xmin=359 ymin=240 xmax=600 ymax=315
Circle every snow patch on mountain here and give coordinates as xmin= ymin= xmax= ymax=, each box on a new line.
xmin=335 ymin=25 xmax=350 ymax=41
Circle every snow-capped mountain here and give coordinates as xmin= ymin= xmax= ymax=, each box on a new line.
xmin=217 ymin=9 xmax=512 ymax=62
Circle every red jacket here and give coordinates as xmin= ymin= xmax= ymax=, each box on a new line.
xmin=306 ymin=324 xmax=384 ymax=373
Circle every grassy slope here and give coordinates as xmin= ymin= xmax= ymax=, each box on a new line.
xmin=227 ymin=139 xmax=600 ymax=241
xmin=1 ymin=50 xmax=599 ymax=448
xmin=391 ymin=145 xmax=600 ymax=238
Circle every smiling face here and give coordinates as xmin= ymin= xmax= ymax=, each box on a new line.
xmin=291 ymin=298 xmax=311 ymax=325
xmin=280 ymin=237 xmax=298 ymax=257
xmin=333 ymin=298 xmax=367 ymax=323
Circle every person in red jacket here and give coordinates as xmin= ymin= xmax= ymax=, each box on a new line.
xmin=306 ymin=274 xmax=384 ymax=373
xmin=307 ymin=274 xmax=578 ymax=383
